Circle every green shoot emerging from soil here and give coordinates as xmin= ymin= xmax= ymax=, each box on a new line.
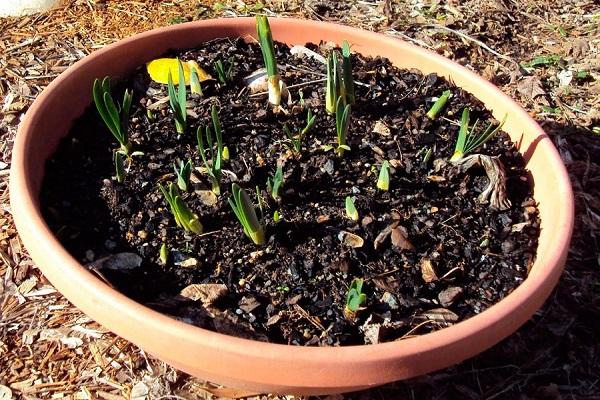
xmin=189 ymin=68 xmax=203 ymax=96
xmin=267 ymin=165 xmax=284 ymax=201
xmin=196 ymin=106 xmax=224 ymax=195
xmin=335 ymin=96 xmax=351 ymax=156
xmin=214 ymin=58 xmax=234 ymax=85
xmin=426 ymin=90 xmax=451 ymax=120
xmin=326 ymin=50 xmax=342 ymax=114
xmin=341 ymin=40 xmax=355 ymax=105
xmin=228 ymin=183 xmax=266 ymax=245
xmin=167 ymin=59 xmax=187 ymax=135
xmin=451 ymin=108 xmax=507 ymax=162
xmin=92 ymin=77 xmax=133 ymax=155
xmin=159 ymin=242 xmax=168 ymax=265
xmin=283 ymin=109 xmax=316 ymax=153
xmin=256 ymin=15 xmax=281 ymax=106
xmin=377 ymin=160 xmax=390 ymax=191
xmin=114 ymin=152 xmax=125 ymax=183
xmin=345 ymin=196 xmax=359 ymax=221
xmin=344 ymin=278 xmax=367 ymax=320
xmin=173 ymin=159 xmax=193 ymax=192
xmin=326 ymin=42 xmax=354 ymax=114
xmin=159 ymin=182 xmax=203 ymax=234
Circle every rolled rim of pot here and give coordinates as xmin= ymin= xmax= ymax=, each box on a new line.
xmin=9 ymin=18 xmax=574 ymax=395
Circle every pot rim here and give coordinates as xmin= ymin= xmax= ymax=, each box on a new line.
xmin=10 ymin=17 xmax=574 ymax=390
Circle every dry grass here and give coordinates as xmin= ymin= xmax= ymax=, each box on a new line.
xmin=0 ymin=0 xmax=598 ymax=399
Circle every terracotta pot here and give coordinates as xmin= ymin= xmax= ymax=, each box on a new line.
xmin=10 ymin=18 xmax=574 ymax=395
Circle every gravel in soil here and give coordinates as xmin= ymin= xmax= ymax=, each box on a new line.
xmin=41 ymin=37 xmax=539 ymax=346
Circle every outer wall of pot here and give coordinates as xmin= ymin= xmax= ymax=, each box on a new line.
xmin=10 ymin=18 xmax=574 ymax=395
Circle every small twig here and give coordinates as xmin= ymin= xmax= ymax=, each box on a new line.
xmin=5 ymin=37 xmax=41 ymax=53
xmin=424 ymin=24 xmax=517 ymax=65
xmin=396 ymin=320 xmax=433 ymax=340
xmin=387 ymin=28 xmax=435 ymax=50
xmin=293 ymin=304 xmax=325 ymax=331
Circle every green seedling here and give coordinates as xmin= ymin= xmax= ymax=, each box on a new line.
xmin=421 ymin=147 xmax=433 ymax=165
xmin=114 ymin=151 xmax=125 ymax=183
xmin=167 ymin=59 xmax=187 ymax=135
xmin=146 ymin=108 xmax=155 ymax=122
xmin=256 ymin=15 xmax=281 ymax=106
xmin=214 ymin=58 xmax=234 ymax=85
xmin=335 ymin=96 xmax=351 ymax=156
xmin=344 ymin=278 xmax=367 ymax=321
xmin=341 ymin=40 xmax=355 ymax=105
xmin=426 ymin=90 xmax=451 ymax=120
xmin=92 ymin=77 xmax=133 ymax=156
xmin=325 ymin=50 xmax=342 ymax=114
xmin=450 ymin=108 xmax=507 ymax=162
xmin=222 ymin=146 xmax=230 ymax=161
xmin=189 ymin=68 xmax=203 ymax=96
xmin=159 ymin=242 xmax=168 ymax=264
xmin=345 ymin=196 xmax=359 ymax=221
xmin=197 ymin=104 xmax=224 ymax=194
xmin=521 ymin=54 xmax=561 ymax=69
xmin=273 ymin=210 xmax=280 ymax=222
xmin=173 ymin=159 xmax=193 ymax=192
xmin=228 ymin=183 xmax=266 ymax=245
xmin=283 ymin=109 xmax=316 ymax=153
xmin=159 ymin=182 xmax=203 ymax=234
xmin=377 ymin=160 xmax=390 ymax=191
xmin=266 ymin=165 xmax=284 ymax=201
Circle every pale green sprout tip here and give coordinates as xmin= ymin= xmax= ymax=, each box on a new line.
xmin=426 ymin=90 xmax=451 ymax=120
xmin=377 ymin=160 xmax=390 ymax=191
xmin=267 ymin=165 xmax=284 ymax=201
xmin=189 ymin=68 xmax=203 ymax=96
xmin=345 ymin=196 xmax=359 ymax=221
xmin=159 ymin=242 xmax=168 ymax=265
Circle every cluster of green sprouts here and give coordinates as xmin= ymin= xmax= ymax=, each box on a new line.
xmin=451 ymin=108 xmax=507 ymax=162
xmin=344 ymin=278 xmax=367 ymax=320
xmin=229 ymin=183 xmax=266 ymax=245
xmin=91 ymin=15 xmax=512 ymax=323
xmin=197 ymin=104 xmax=224 ymax=194
xmin=93 ymin=77 xmax=142 ymax=182
xmin=283 ymin=109 xmax=316 ymax=153
xmin=159 ymin=182 xmax=203 ymax=234
xmin=214 ymin=58 xmax=234 ymax=86
xmin=325 ymin=41 xmax=355 ymax=114
xmin=167 ymin=59 xmax=188 ymax=135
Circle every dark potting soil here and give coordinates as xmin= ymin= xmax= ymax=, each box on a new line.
xmin=41 ymin=37 xmax=539 ymax=346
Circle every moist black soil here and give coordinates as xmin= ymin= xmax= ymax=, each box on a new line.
xmin=41 ymin=37 xmax=539 ymax=346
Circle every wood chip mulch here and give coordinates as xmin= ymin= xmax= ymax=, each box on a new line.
xmin=0 ymin=1 xmax=598 ymax=399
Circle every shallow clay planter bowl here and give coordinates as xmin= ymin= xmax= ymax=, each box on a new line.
xmin=10 ymin=18 xmax=573 ymax=395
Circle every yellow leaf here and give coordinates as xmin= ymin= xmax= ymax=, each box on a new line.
xmin=146 ymin=58 xmax=212 ymax=85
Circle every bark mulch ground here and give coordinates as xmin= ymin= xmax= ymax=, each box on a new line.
xmin=0 ymin=1 xmax=598 ymax=399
